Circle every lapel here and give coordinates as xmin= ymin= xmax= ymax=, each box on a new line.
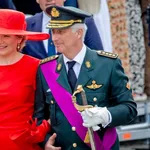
xmin=56 ymin=55 xmax=72 ymax=93
xmin=75 ymin=47 xmax=94 ymax=90
xmin=30 ymin=13 xmax=48 ymax=57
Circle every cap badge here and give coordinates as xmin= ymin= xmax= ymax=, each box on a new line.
xmin=51 ymin=8 xmax=60 ymax=17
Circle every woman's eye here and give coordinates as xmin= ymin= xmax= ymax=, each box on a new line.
xmin=3 ymin=35 xmax=10 ymax=37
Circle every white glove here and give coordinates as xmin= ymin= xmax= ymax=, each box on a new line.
xmin=81 ymin=107 xmax=110 ymax=128
xmin=92 ymin=125 xmax=100 ymax=131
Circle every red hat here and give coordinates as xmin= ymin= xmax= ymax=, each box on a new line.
xmin=0 ymin=9 xmax=50 ymax=41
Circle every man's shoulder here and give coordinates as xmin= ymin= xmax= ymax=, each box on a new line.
xmin=26 ymin=12 xmax=42 ymax=23
xmin=96 ymin=50 xmax=118 ymax=59
xmin=40 ymin=55 xmax=59 ymax=64
xmin=84 ymin=16 xmax=94 ymax=25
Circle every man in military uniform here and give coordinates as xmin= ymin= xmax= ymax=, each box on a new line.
xmin=34 ymin=6 xmax=137 ymax=150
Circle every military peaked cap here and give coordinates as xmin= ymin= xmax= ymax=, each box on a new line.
xmin=46 ymin=6 xmax=91 ymax=29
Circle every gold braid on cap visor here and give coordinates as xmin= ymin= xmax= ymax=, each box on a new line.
xmin=47 ymin=19 xmax=82 ymax=28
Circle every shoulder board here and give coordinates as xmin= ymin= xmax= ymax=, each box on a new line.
xmin=97 ymin=50 xmax=118 ymax=59
xmin=40 ymin=55 xmax=59 ymax=64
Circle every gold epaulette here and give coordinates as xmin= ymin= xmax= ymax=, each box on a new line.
xmin=97 ymin=50 xmax=118 ymax=59
xmin=40 ymin=55 xmax=59 ymax=64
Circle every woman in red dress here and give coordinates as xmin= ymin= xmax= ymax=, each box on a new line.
xmin=0 ymin=9 xmax=50 ymax=150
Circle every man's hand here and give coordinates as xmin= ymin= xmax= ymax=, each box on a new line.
xmin=45 ymin=133 xmax=61 ymax=150
xmin=81 ymin=107 xmax=110 ymax=128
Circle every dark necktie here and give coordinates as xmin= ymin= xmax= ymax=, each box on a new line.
xmin=48 ymin=29 xmax=56 ymax=56
xmin=67 ymin=61 xmax=77 ymax=92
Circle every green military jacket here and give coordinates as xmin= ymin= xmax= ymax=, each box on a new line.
xmin=34 ymin=48 xmax=137 ymax=150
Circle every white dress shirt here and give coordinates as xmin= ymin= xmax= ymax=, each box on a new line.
xmin=63 ymin=44 xmax=86 ymax=78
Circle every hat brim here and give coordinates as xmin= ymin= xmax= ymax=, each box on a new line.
xmin=0 ymin=28 xmax=50 ymax=41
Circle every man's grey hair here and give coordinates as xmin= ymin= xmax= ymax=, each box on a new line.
xmin=70 ymin=23 xmax=87 ymax=41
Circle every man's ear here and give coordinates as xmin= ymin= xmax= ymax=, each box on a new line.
xmin=36 ymin=0 xmax=39 ymax=4
xmin=76 ymin=29 xmax=83 ymax=39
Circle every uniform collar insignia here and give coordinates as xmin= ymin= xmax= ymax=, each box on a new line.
xmin=85 ymin=61 xmax=91 ymax=68
xmin=86 ymin=80 xmax=102 ymax=90
xmin=57 ymin=63 xmax=62 ymax=71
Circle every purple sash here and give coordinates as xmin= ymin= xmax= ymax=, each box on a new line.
xmin=40 ymin=59 xmax=117 ymax=150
